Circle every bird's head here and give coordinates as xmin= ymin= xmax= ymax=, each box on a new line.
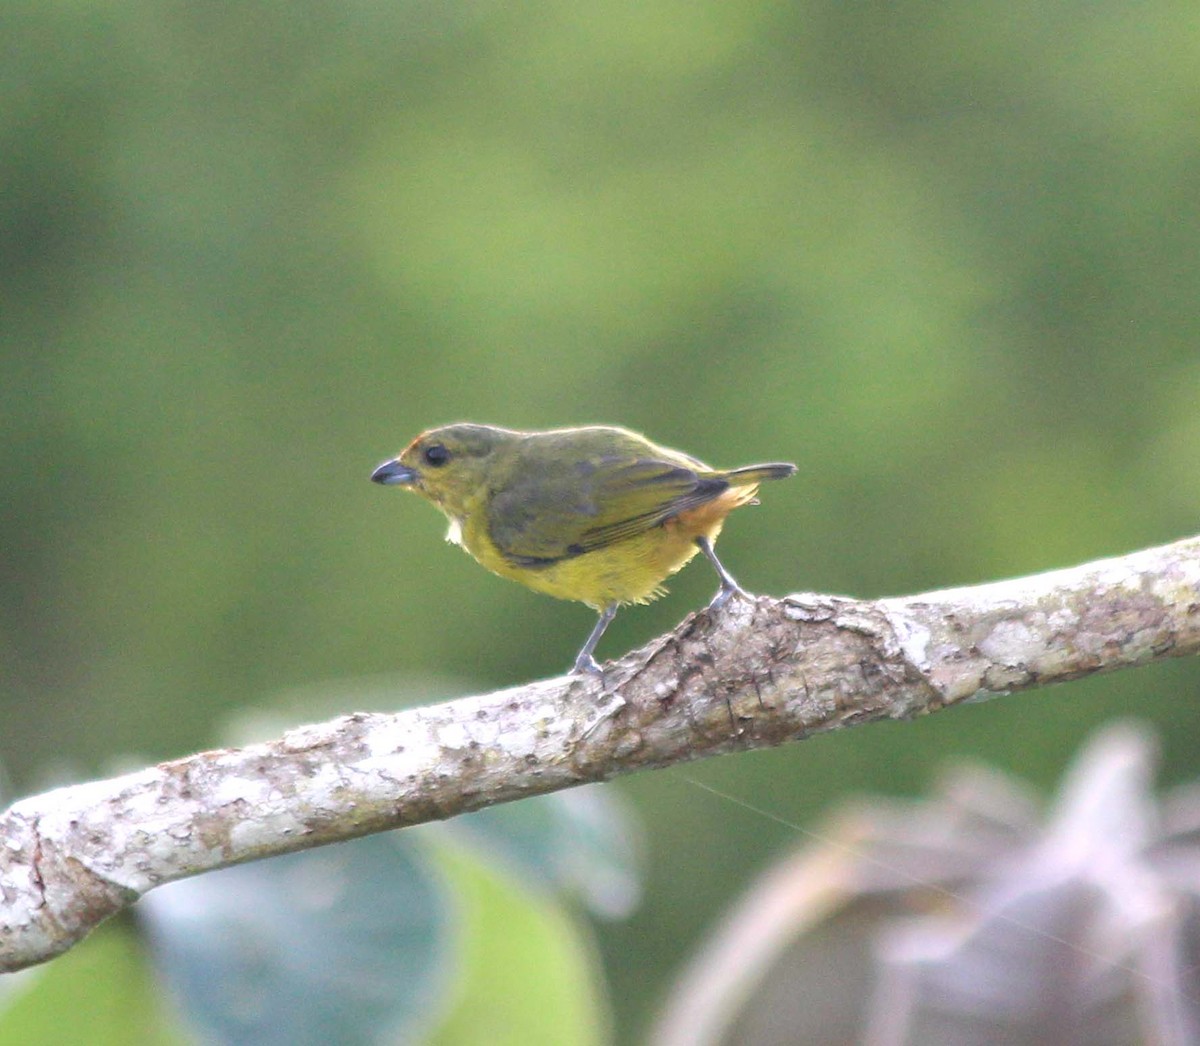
xmin=371 ymin=423 xmax=519 ymax=517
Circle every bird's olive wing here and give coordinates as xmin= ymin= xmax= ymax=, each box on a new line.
xmin=488 ymin=458 xmax=728 ymax=566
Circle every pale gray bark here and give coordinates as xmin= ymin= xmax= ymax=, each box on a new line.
xmin=2 ymin=535 xmax=1199 ymax=972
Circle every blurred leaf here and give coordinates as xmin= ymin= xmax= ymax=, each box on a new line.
xmin=0 ymin=921 xmax=184 ymax=1046
xmin=140 ymin=834 xmax=453 ymax=1046
xmin=441 ymin=785 xmax=642 ymax=920
xmin=427 ymin=839 xmax=610 ymax=1046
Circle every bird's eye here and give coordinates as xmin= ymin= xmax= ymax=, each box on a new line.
xmin=423 ymin=443 xmax=451 ymax=467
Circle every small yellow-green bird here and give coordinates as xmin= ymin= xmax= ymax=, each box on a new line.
xmin=371 ymin=424 xmax=796 ymax=673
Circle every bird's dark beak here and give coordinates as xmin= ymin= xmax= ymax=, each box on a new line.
xmin=371 ymin=459 xmax=419 ymax=486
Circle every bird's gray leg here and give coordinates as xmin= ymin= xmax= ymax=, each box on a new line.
xmin=696 ymin=536 xmax=750 ymax=609
xmin=572 ymin=603 xmax=618 ymax=674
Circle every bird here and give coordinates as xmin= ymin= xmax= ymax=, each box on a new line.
xmin=371 ymin=423 xmax=796 ymax=674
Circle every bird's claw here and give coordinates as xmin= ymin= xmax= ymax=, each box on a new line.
xmin=572 ymin=653 xmax=605 ymax=676
xmin=708 ymin=580 xmax=752 ymax=611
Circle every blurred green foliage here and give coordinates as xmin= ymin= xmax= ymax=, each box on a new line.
xmin=4 ymin=0 xmax=1200 ymax=1041
xmin=428 ymin=839 xmax=609 ymax=1046
xmin=0 ymin=920 xmax=186 ymax=1045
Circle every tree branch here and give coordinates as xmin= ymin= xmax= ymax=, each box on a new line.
xmin=3 ymin=535 xmax=1200 ymax=972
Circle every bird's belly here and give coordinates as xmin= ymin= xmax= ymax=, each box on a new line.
xmin=528 ymin=529 xmax=703 ymax=608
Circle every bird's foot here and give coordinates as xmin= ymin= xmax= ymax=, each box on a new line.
xmin=708 ymin=578 xmax=753 ymax=611
xmin=571 ymin=652 xmax=605 ymax=675
xmin=695 ymin=536 xmax=753 ymax=612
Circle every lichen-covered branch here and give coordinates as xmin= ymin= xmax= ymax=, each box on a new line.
xmin=3 ymin=535 xmax=1199 ymax=972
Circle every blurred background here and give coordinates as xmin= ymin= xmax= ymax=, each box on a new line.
xmin=4 ymin=1 xmax=1200 ymax=1042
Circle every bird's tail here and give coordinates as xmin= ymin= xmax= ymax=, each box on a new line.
xmin=724 ymin=462 xmax=797 ymax=486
